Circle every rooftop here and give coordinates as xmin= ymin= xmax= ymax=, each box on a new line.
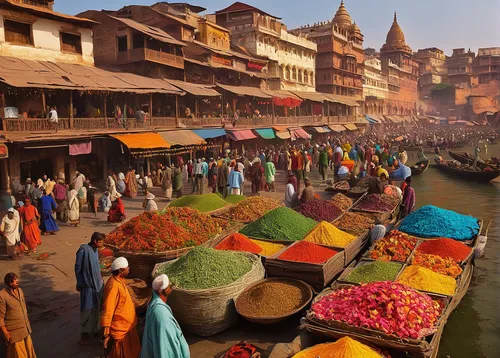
xmin=215 ymin=1 xmax=281 ymax=20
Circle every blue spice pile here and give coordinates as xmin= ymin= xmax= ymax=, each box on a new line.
xmin=399 ymin=205 xmax=479 ymax=241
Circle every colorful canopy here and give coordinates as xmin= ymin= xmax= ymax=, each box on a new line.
xmin=344 ymin=123 xmax=358 ymax=131
xmin=191 ymin=128 xmax=227 ymax=139
xmin=290 ymin=128 xmax=310 ymax=140
xmin=110 ymin=133 xmax=171 ymax=156
xmin=254 ymin=128 xmax=275 ymax=139
xmin=227 ymin=129 xmax=258 ymax=141
xmin=159 ymin=130 xmax=206 ymax=147
xmin=329 ymin=124 xmax=346 ymax=133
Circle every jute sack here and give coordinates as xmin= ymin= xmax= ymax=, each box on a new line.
xmin=152 ymin=252 xmax=265 ymax=336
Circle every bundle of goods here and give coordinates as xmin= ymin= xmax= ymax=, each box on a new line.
xmin=217 ymin=193 xmax=247 ymax=204
xmin=154 ymin=247 xmax=264 ymax=336
xmin=399 ymin=205 xmax=479 ymax=241
xmin=218 ymin=196 xmax=282 ymax=223
xmin=333 ymin=180 xmax=350 ymax=191
xmin=357 ymin=211 xmax=388 ymax=225
xmin=344 ymin=261 xmax=403 ymax=284
xmin=397 ymin=265 xmax=457 ymax=296
xmin=411 ymin=253 xmax=463 ymax=278
xmin=292 ymin=337 xmax=388 ymax=358
xmin=125 ymin=278 xmax=152 ymax=314
xmin=333 ymin=212 xmax=374 ymax=234
xmin=415 ymin=238 xmax=472 ymax=263
xmin=368 ymin=231 xmax=418 ymax=262
xmin=240 ymin=207 xmax=317 ymax=242
xmin=310 ymin=282 xmax=443 ymax=339
xmin=331 ymin=193 xmax=353 ymax=211
xmin=168 ymin=193 xmax=229 ymax=213
xmin=295 ymin=200 xmax=343 ymax=222
xmin=277 ymin=241 xmax=338 ymax=264
xmin=215 ymin=233 xmax=264 ymax=255
xmin=353 ymin=194 xmax=397 ymax=213
xmin=222 ymin=343 xmax=260 ymax=358
xmin=236 ymin=279 xmax=312 ymax=320
xmin=304 ymin=221 xmax=356 ymax=248
xmin=379 ymin=193 xmax=401 ymax=207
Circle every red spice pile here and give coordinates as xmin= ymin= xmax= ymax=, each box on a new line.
xmin=215 ymin=233 xmax=263 ymax=255
xmin=416 ymin=238 xmax=472 ymax=262
xmin=278 ymin=241 xmax=337 ymax=264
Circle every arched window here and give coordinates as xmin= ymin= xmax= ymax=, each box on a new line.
xmin=304 ymin=71 xmax=309 ymax=84
xmin=298 ymin=69 xmax=303 ymax=83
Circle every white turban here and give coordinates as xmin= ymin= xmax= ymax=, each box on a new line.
xmin=110 ymin=257 xmax=129 ymax=272
xmin=152 ymin=274 xmax=170 ymax=291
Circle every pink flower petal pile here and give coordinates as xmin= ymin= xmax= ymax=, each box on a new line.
xmin=312 ymin=281 xmax=443 ymax=339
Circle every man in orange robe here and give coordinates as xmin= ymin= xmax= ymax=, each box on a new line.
xmin=17 ymin=198 xmax=41 ymax=253
xmin=101 ymin=257 xmax=140 ymax=358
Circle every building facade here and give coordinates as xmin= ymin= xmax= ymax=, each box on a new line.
xmin=363 ymin=57 xmax=389 ymax=114
xmin=291 ymin=1 xmax=364 ymax=98
xmin=415 ymin=47 xmax=447 ymax=98
xmin=473 ymin=47 xmax=500 ymax=85
xmin=446 ymin=48 xmax=475 ymax=86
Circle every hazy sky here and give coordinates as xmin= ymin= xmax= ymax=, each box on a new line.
xmin=56 ymin=0 xmax=500 ymax=54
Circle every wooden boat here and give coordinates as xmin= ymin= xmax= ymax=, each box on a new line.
xmin=410 ymin=159 xmax=430 ymax=176
xmin=434 ymin=159 xmax=500 ymax=182
xmin=448 ymin=150 xmax=483 ymax=165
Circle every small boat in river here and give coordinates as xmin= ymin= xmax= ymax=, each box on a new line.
xmin=434 ymin=158 xmax=500 ymax=182
xmin=410 ymin=159 xmax=430 ymax=176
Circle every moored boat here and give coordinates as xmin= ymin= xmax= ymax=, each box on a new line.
xmin=410 ymin=159 xmax=430 ymax=176
xmin=434 ymin=159 xmax=500 ymax=182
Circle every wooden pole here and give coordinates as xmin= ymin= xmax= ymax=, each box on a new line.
xmin=271 ymin=101 xmax=275 ymax=124
xmin=41 ymin=91 xmax=47 ymax=117
xmin=149 ymin=93 xmax=153 ymax=126
xmin=175 ymin=95 xmax=179 ymax=127
xmin=195 ymin=98 xmax=199 ymax=118
xmin=69 ymin=91 xmax=74 ymax=129
xmin=104 ymin=94 xmax=108 ymax=128
xmin=1 ymin=92 xmax=6 ymax=131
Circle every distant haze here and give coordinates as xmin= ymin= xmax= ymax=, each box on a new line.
xmin=57 ymin=0 xmax=500 ymax=54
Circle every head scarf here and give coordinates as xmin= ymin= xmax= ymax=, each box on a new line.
xmin=111 ymin=257 xmax=129 ymax=271
xmin=152 ymin=274 xmax=170 ymax=291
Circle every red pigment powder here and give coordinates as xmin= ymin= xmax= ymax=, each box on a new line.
xmin=416 ymin=238 xmax=472 ymax=262
xmin=215 ymin=233 xmax=263 ymax=255
xmin=278 ymin=241 xmax=337 ymax=264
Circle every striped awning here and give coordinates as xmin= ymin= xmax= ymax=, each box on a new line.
xmin=110 ymin=133 xmax=171 ymax=156
xmin=254 ymin=128 xmax=275 ymax=139
xmin=290 ymin=128 xmax=311 ymax=140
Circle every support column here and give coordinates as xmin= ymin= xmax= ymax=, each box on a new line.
xmin=41 ymin=91 xmax=47 ymax=117
xmin=271 ymin=101 xmax=275 ymax=124
xmin=69 ymin=91 xmax=74 ymax=129
xmin=101 ymin=139 xmax=108 ymax=181
xmin=1 ymin=159 xmax=10 ymax=191
xmin=104 ymin=95 xmax=108 ymax=127
xmin=1 ymin=92 xmax=6 ymax=131
xmin=195 ymin=98 xmax=199 ymax=118
xmin=175 ymin=95 xmax=180 ymax=127
xmin=149 ymin=93 xmax=153 ymax=126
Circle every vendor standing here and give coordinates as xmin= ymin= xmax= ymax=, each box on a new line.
xmin=0 ymin=208 xmax=20 ymax=258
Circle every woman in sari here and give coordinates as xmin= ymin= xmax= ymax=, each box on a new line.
xmin=39 ymin=190 xmax=59 ymax=235
xmin=124 ymin=168 xmax=138 ymax=198
xmin=108 ymin=197 xmax=126 ymax=223
xmin=18 ymin=198 xmax=42 ymax=253
xmin=116 ymin=172 xmax=126 ymax=194
xmin=68 ymin=188 xmax=80 ymax=227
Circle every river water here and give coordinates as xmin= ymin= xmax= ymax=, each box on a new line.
xmin=407 ymin=145 xmax=500 ymax=358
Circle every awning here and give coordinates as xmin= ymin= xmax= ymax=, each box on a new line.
xmin=322 ymin=93 xmax=360 ymax=107
xmin=329 ymin=124 xmax=346 ymax=133
xmin=365 ymin=115 xmax=378 ymax=124
xmin=254 ymin=128 xmax=275 ymax=139
xmin=262 ymin=90 xmax=301 ymax=100
xmin=313 ymin=126 xmax=330 ymax=133
xmin=290 ymin=128 xmax=311 ymax=140
xmin=227 ymin=129 xmax=258 ymax=141
xmin=366 ymin=114 xmax=382 ymax=124
xmin=110 ymin=133 xmax=171 ymax=156
xmin=166 ymin=80 xmax=220 ymax=97
xmin=275 ymin=130 xmax=291 ymax=140
xmin=159 ymin=130 xmax=206 ymax=147
xmin=344 ymin=123 xmax=358 ymax=131
xmin=216 ymin=83 xmax=272 ymax=98
xmin=291 ymin=91 xmax=329 ymax=103
xmin=191 ymin=128 xmax=227 ymax=139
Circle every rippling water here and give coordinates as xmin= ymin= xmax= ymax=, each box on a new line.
xmin=407 ymin=146 xmax=500 ymax=358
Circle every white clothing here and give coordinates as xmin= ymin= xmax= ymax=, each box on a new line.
xmin=106 ymin=176 xmax=119 ymax=201
xmin=284 ymin=183 xmax=297 ymax=208
xmin=1 ymin=214 xmax=20 ymax=246
xmin=145 ymin=199 xmax=158 ymax=212
xmin=231 ymin=188 xmax=241 ymax=195
xmin=146 ymin=177 xmax=153 ymax=189
xmin=164 ymin=188 xmax=173 ymax=199
xmin=73 ymin=174 xmax=86 ymax=191
xmin=399 ymin=151 xmax=408 ymax=165
xmin=48 ymin=109 xmax=59 ymax=123
xmin=237 ymin=162 xmax=245 ymax=173
xmin=68 ymin=189 xmax=80 ymax=221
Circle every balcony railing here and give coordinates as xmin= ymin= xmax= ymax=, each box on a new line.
xmin=116 ymin=48 xmax=184 ymax=69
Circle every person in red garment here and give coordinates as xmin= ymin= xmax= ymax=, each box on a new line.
xmin=17 ymin=198 xmax=41 ymax=253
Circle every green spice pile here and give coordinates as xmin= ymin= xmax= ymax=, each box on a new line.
xmin=169 ymin=194 xmax=229 ymax=212
xmin=240 ymin=207 xmax=318 ymax=242
xmin=216 ymin=193 xmax=247 ymax=204
xmin=237 ymin=280 xmax=309 ymax=317
xmin=344 ymin=261 xmax=403 ymax=284
xmin=157 ymin=247 xmax=252 ymax=290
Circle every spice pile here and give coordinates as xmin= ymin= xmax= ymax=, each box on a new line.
xmin=292 ymin=337 xmax=384 ymax=358
xmin=380 ymin=193 xmax=401 ymax=207
xmin=161 ymin=207 xmax=229 ymax=242
xmin=415 ymin=238 xmax=472 ymax=262
xmin=250 ymin=240 xmax=286 ymax=257
xmin=368 ymin=231 xmax=418 ymax=262
xmin=333 ymin=180 xmax=350 ymax=190
xmin=277 ymin=241 xmax=338 ymax=264
xmin=215 ymin=233 xmax=263 ymax=255
xmin=399 ymin=205 xmax=479 ymax=241
xmin=216 ymin=193 xmax=247 ymax=204
xmin=240 ymin=207 xmax=318 ymax=242
xmin=412 ymin=253 xmax=463 ymax=278
xmin=331 ymin=193 xmax=353 ymax=211
xmin=397 ymin=265 xmax=457 ymax=296
xmin=157 ymin=247 xmax=253 ymax=290
xmin=344 ymin=261 xmax=403 ymax=284
xmin=168 ymin=194 xmax=229 ymax=212
xmin=105 ymin=212 xmax=194 ymax=252
xmin=311 ymin=281 xmax=443 ymax=339
xmin=354 ymin=194 xmax=396 ymax=212
xmin=334 ymin=212 xmax=374 ymax=234
xmin=295 ymin=200 xmax=343 ymax=222
xmin=237 ymin=280 xmax=309 ymax=318
xmin=304 ymin=221 xmax=356 ymax=248
xmin=219 ymin=196 xmax=282 ymax=222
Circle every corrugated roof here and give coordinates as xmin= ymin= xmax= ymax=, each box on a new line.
xmin=321 ymin=93 xmax=360 ymax=107
xmin=166 ymin=79 xmax=220 ymax=97
xmin=109 ymin=16 xmax=186 ymax=47
xmin=291 ymin=91 xmax=329 ymax=103
xmin=216 ymin=83 xmax=272 ymax=98
xmin=261 ymin=90 xmax=301 ymax=100
xmin=159 ymin=130 xmax=206 ymax=146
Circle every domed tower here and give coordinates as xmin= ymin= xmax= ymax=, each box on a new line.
xmin=380 ymin=12 xmax=413 ymax=68
xmin=332 ymin=1 xmax=352 ymax=28
xmin=349 ymin=21 xmax=363 ymax=44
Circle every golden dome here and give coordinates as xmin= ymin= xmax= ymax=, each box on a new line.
xmin=349 ymin=21 xmax=361 ymax=34
xmin=333 ymin=1 xmax=352 ymax=28
xmin=381 ymin=12 xmax=412 ymax=53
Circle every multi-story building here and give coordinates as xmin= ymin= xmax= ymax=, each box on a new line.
xmin=473 ymin=47 xmax=500 ymax=85
xmin=446 ymin=48 xmax=475 ymax=86
xmin=291 ymin=1 xmax=364 ymax=98
xmin=379 ymin=13 xmax=418 ymax=115
xmin=214 ymin=1 xmax=317 ymax=92
xmin=363 ymin=57 xmax=389 ymax=114
xmin=415 ymin=47 xmax=447 ymax=98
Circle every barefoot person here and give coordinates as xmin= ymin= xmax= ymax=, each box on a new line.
xmin=75 ymin=233 xmax=105 ymax=345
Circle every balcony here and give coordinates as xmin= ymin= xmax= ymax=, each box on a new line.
xmin=116 ymin=48 xmax=184 ymax=69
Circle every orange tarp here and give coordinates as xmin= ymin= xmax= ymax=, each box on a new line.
xmin=111 ymin=133 xmax=171 ymax=149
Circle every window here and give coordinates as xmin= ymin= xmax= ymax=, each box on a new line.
xmin=117 ymin=36 xmax=127 ymax=52
xmin=132 ymin=33 xmax=144 ymax=49
xmin=60 ymin=32 xmax=82 ymax=54
xmin=4 ymin=19 xmax=32 ymax=46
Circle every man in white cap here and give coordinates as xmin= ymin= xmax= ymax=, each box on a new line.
xmin=144 ymin=193 xmax=158 ymax=213
xmin=141 ymin=274 xmax=190 ymax=358
xmin=0 ymin=208 xmax=20 ymax=258
xmin=101 ymin=257 xmax=141 ymax=358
